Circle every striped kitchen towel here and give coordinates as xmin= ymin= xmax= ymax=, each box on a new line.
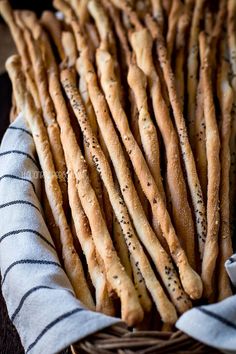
xmin=0 ymin=113 xmax=121 ymax=354
xmin=176 ymin=249 xmax=236 ymax=351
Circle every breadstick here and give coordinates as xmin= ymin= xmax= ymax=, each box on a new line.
xmin=9 ymin=92 xmax=18 ymax=123
xmin=129 ymin=28 xmax=196 ymax=263
xmin=61 ymin=31 xmax=77 ymax=67
xmin=227 ymin=0 xmax=236 ymax=224
xmin=19 ymin=10 xmax=58 ymax=74
xmin=61 ymin=67 xmax=177 ymax=324
xmin=150 ymin=0 xmax=164 ymax=32
xmin=174 ymin=10 xmax=190 ymax=110
xmin=0 ymin=2 xmax=40 ymax=108
xmin=145 ymin=15 xmax=207 ymax=262
xmin=96 ymin=47 xmax=202 ymax=299
xmin=61 ymin=7 xmax=192 ymax=313
xmin=210 ymin=0 xmax=227 ymax=82
xmin=194 ymin=73 xmax=207 ymax=203
xmin=41 ymin=183 xmax=62 ymax=257
xmin=112 ymin=214 xmax=132 ymax=279
xmin=186 ymin=0 xmax=205 ymax=147
xmin=166 ymin=0 xmax=183 ymax=60
xmin=67 ymin=166 xmax=115 ymax=315
xmin=130 ymin=255 xmax=152 ymax=313
xmin=77 ymin=64 xmax=104 ymax=211
xmin=127 ymin=62 xmax=165 ymax=202
xmin=15 ymin=12 xmax=69 ymax=214
xmin=6 ymin=54 xmax=95 ymax=309
xmin=217 ymin=41 xmax=233 ymax=301
xmin=48 ymin=67 xmax=144 ymax=326
xmin=199 ymin=32 xmax=221 ymax=300
xmin=40 ymin=11 xmax=66 ymax=62
xmin=68 ymin=0 xmax=89 ymax=27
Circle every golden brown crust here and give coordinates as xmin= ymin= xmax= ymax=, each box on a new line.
xmin=145 ymin=15 xmax=207 ymax=264
xmin=186 ymin=0 xmax=205 ymax=147
xmin=40 ymin=11 xmax=66 ymax=62
xmin=61 ymin=67 xmax=177 ymax=324
xmin=166 ymin=0 xmax=183 ymax=60
xmin=199 ymin=32 xmax=221 ymax=300
xmin=45 ymin=62 xmax=144 ymax=326
xmin=130 ymin=28 xmax=196 ymax=269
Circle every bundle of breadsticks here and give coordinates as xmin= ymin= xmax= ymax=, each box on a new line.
xmin=1 ymin=0 xmax=235 ymax=328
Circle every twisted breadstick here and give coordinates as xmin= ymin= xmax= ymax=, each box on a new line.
xmin=48 ymin=68 xmax=144 ymax=326
xmin=76 ymin=49 xmax=191 ymax=313
xmin=194 ymin=74 xmax=207 ymax=203
xmin=174 ymin=10 xmax=190 ymax=109
xmin=150 ymin=0 xmax=164 ymax=32
xmin=217 ymin=41 xmax=233 ymax=301
xmin=130 ymin=28 xmax=196 ymax=266
xmin=67 ymin=165 xmax=115 ymax=315
xmin=145 ymin=15 xmax=207 ymax=263
xmin=14 ymin=11 xmax=69 ymax=215
xmin=186 ymin=0 xmax=205 ymax=146
xmin=199 ymin=32 xmax=221 ymax=300
xmin=61 ymin=67 xmax=177 ymax=324
xmin=6 ymin=54 xmax=95 ymax=309
xmin=40 ymin=11 xmax=66 ymax=62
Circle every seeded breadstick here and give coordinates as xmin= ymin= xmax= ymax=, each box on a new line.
xmin=77 ymin=64 xmax=104 ymax=212
xmin=15 ymin=12 xmax=69 ymax=214
xmin=130 ymin=28 xmax=196 ymax=266
xmin=61 ymin=68 xmax=178 ymax=324
xmin=0 ymin=2 xmax=40 ymax=108
xmin=47 ymin=67 xmax=144 ymax=327
xmin=194 ymin=74 xmax=207 ymax=204
xmin=199 ymin=32 xmax=221 ymax=300
xmin=145 ymin=16 xmax=207 ymax=262
xmin=127 ymin=62 xmax=165 ymax=203
xmin=97 ymin=47 xmax=202 ymax=299
xmin=77 ymin=51 xmax=191 ymax=314
xmin=130 ymin=255 xmax=152 ymax=313
xmin=227 ymin=0 xmax=236 ymax=223
xmin=61 ymin=31 xmax=77 ymax=67
xmin=57 ymin=5 xmax=192 ymax=313
xmin=40 ymin=11 xmax=66 ymax=62
xmin=166 ymin=0 xmax=183 ymax=60
xmin=174 ymin=10 xmax=190 ymax=109
xmin=67 ymin=166 xmax=115 ymax=315
xmin=186 ymin=0 xmax=205 ymax=147
xmin=113 ymin=214 xmax=132 ymax=279
xmin=6 ymin=54 xmax=95 ymax=309
xmin=217 ymin=42 xmax=233 ymax=301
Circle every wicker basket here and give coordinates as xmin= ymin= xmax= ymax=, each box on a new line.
xmin=71 ymin=325 xmax=220 ymax=354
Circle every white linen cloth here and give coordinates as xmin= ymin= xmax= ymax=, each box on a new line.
xmin=0 ymin=113 xmax=120 ymax=354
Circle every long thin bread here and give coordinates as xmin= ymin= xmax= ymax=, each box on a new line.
xmin=67 ymin=164 xmax=115 ymax=315
xmin=47 ymin=65 xmax=144 ymax=327
xmin=61 ymin=67 xmax=177 ymax=324
xmin=6 ymin=54 xmax=95 ymax=309
xmin=130 ymin=28 xmax=196 ymax=268
xmin=145 ymin=15 xmax=207 ymax=263
xmin=199 ymin=32 xmax=221 ymax=300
